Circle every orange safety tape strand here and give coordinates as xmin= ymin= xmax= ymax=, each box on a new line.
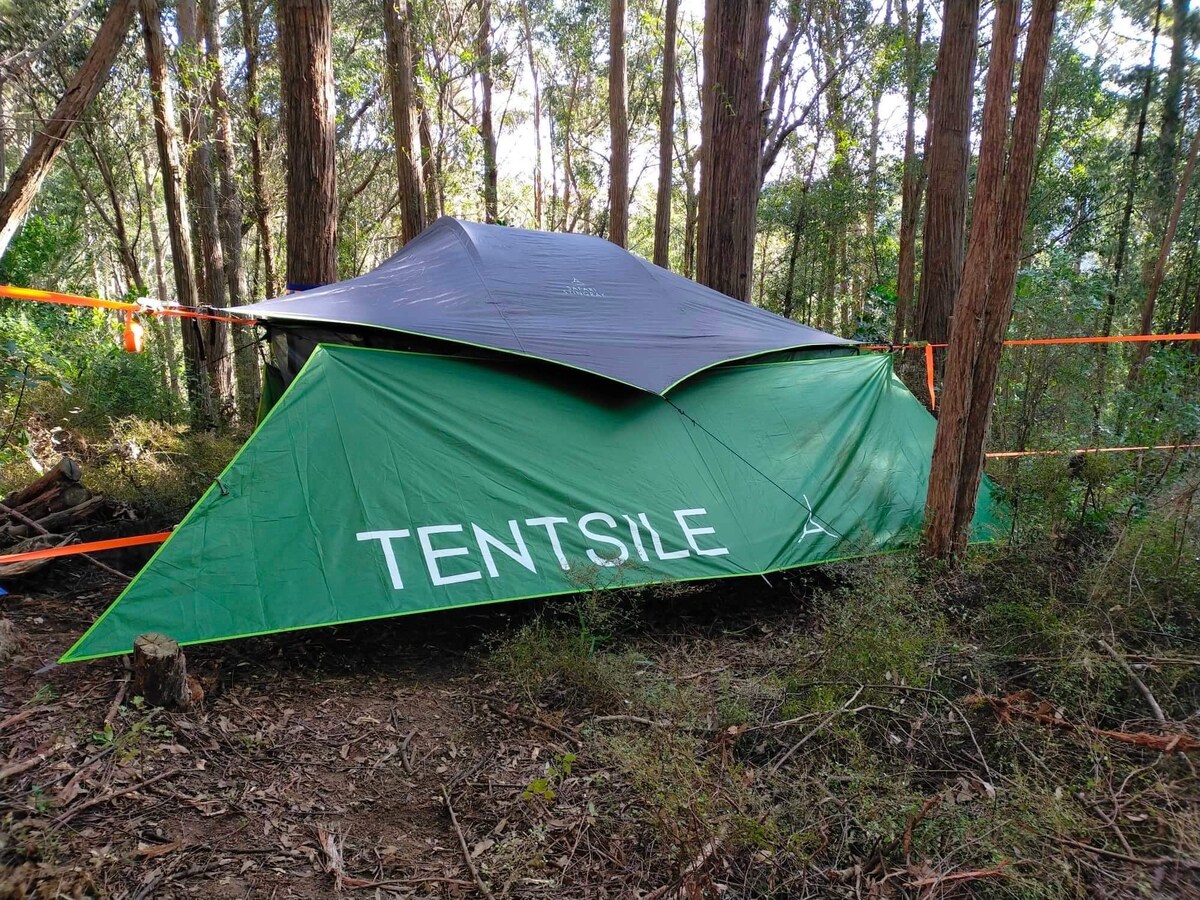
xmin=0 ymin=532 xmax=171 ymax=566
xmin=925 ymin=343 xmax=936 ymax=411
xmin=0 ymin=284 xmax=257 ymax=326
xmin=986 ymin=443 xmax=1200 ymax=459
xmin=861 ymin=332 xmax=1200 ymax=352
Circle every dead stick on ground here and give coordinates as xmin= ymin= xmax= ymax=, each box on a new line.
xmin=1057 ymin=836 xmax=1200 ymax=869
xmin=1097 ymin=638 xmax=1167 ymax=726
xmin=52 ymin=766 xmax=181 ymax=827
xmin=770 ymin=686 xmax=864 ymax=774
xmin=442 ymin=784 xmax=495 ymax=900
xmin=0 ymin=742 xmax=68 ymax=780
xmin=105 ymin=670 xmax=131 ymax=727
xmin=0 ymin=707 xmax=45 ymax=731
xmin=0 ymin=501 xmax=129 ymax=581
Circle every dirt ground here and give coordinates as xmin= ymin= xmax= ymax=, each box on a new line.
xmin=4 ymin=556 xmax=1200 ymax=899
xmin=0 ymin=559 xmax=811 ymax=899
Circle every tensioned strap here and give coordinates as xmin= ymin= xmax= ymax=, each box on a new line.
xmin=0 ymin=285 xmax=256 ymax=326
xmin=0 ymin=532 xmax=172 ymax=566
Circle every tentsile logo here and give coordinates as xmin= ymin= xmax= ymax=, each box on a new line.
xmin=562 ymin=277 xmax=606 ymax=297
xmin=797 ymin=494 xmax=838 ymax=544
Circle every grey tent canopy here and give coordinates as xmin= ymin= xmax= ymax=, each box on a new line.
xmin=232 ymin=217 xmax=854 ymax=395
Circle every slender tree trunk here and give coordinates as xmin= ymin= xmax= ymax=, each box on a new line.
xmin=520 ymin=1 xmax=544 ymax=229
xmin=202 ymin=0 xmax=258 ymax=420
xmin=1128 ymin=122 xmax=1200 ymax=382
xmin=385 ymin=0 xmax=426 ymax=242
xmin=923 ymin=0 xmax=1057 ymax=561
xmin=0 ymin=0 xmax=134 ymax=258
xmin=279 ymin=0 xmax=338 ymax=287
xmin=0 ymin=80 xmax=7 ymax=187
xmin=1143 ymin=0 xmax=1190 ymax=281
xmin=178 ymin=0 xmax=233 ymax=420
xmin=78 ymin=127 xmax=146 ymax=292
xmin=652 ymin=0 xmax=679 ymax=267
xmin=139 ymin=133 xmax=183 ymax=400
xmin=782 ymin=136 xmax=822 ymax=319
xmin=477 ymin=0 xmax=498 ymax=223
xmin=139 ymin=0 xmax=212 ymax=424
xmin=608 ymin=0 xmax=629 ymax=246
xmin=894 ymin=0 xmax=925 ymax=343
xmin=696 ymin=0 xmax=770 ymax=301
xmin=913 ymin=0 xmax=979 ymax=344
xmin=418 ymin=101 xmax=440 ymax=219
xmin=674 ymin=67 xmax=697 ymax=278
xmin=241 ymin=0 xmax=280 ymax=298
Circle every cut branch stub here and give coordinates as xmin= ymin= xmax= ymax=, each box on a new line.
xmin=133 ymin=632 xmax=200 ymax=710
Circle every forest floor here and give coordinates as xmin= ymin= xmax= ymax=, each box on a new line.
xmin=2 ymin=543 xmax=1200 ymax=899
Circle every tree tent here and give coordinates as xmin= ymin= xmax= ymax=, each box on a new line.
xmin=60 ymin=218 xmax=1003 ymax=663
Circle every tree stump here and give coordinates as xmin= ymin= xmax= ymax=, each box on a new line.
xmin=133 ymin=633 xmax=200 ymax=710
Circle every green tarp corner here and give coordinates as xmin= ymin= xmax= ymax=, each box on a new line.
xmin=60 ymin=346 xmax=1003 ymax=663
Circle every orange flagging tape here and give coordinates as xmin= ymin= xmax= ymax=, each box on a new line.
xmin=0 ymin=284 xmax=256 ymax=326
xmin=924 ymin=344 xmax=936 ymax=411
xmin=860 ymin=332 xmax=1200 ymax=352
xmin=0 ymin=532 xmax=171 ymax=566
xmin=986 ymin=443 xmax=1200 ymax=459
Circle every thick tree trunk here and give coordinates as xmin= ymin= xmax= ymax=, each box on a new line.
xmin=923 ymin=0 xmax=1057 ymax=561
xmin=477 ymin=0 xmax=498 ymax=224
xmin=520 ymin=1 xmax=544 ymax=229
xmin=608 ymin=0 xmax=629 ymax=246
xmin=202 ymin=0 xmax=259 ymax=420
xmin=894 ymin=0 xmax=925 ymax=343
xmin=652 ymin=0 xmax=679 ymax=267
xmin=385 ymin=0 xmax=426 ymax=243
xmin=279 ymin=0 xmax=338 ymax=288
xmin=178 ymin=0 xmax=234 ymax=421
xmin=913 ymin=0 xmax=979 ymax=344
xmin=0 ymin=0 xmax=134 ymax=259
xmin=140 ymin=0 xmax=212 ymax=424
xmin=240 ymin=0 xmax=280 ymax=298
xmin=695 ymin=0 xmax=770 ymax=301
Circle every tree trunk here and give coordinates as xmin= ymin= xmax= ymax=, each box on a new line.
xmin=140 ymin=0 xmax=212 ymax=424
xmin=418 ymin=100 xmax=441 ymax=221
xmin=520 ymin=1 xmax=544 ymax=229
xmin=240 ymin=0 xmax=280 ymax=298
xmin=178 ymin=0 xmax=234 ymax=422
xmin=279 ymin=0 xmax=338 ymax=288
xmin=894 ymin=0 xmax=925 ymax=343
xmin=202 ymin=0 xmax=259 ymax=420
xmin=385 ymin=0 xmax=426 ymax=243
xmin=923 ymin=0 xmax=1057 ymax=561
xmin=782 ymin=136 xmax=822 ymax=319
xmin=913 ymin=0 xmax=979 ymax=344
xmin=652 ymin=0 xmax=679 ymax=267
xmin=0 ymin=0 xmax=135 ymax=259
xmin=1144 ymin=0 xmax=1190 ymax=279
xmin=1128 ymin=122 xmax=1200 ymax=382
xmin=695 ymin=0 xmax=770 ymax=301
xmin=477 ymin=0 xmax=498 ymax=224
xmin=139 ymin=131 xmax=183 ymax=400
xmin=608 ymin=0 xmax=629 ymax=246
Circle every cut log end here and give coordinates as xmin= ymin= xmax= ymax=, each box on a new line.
xmin=133 ymin=632 xmax=202 ymax=710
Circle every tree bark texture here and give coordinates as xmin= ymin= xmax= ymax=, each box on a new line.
xmin=520 ymin=1 xmax=544 ymax=229
xmin=240 ymin=0 xmax=280 ymax=298
xmin=695 ymin=0 xmax=770 ymax=301
xmin=608 ymin=0 xmax=629 ymax=246
xmin=652 ymin=0 xmax=678 ymax=267
xmin=477 ymin=0 xmax=498 ymax=223
xmin=0 ymin=0 xmax=135 ymax=259
xmin=202 ymin=0 xmax=259 ymax=420
xmin=140 ymin=0 xmax=212 ymax=424
xmin=385 ymin=0 xmax=427 ymax=242
xmin=279 ymin=0 xmax=338 ymax=288
xmin=894 ymin=0 xmax=925 ymax=343
xmin=914 ymin=0 xmax=979 ymax=344
xmin=923 ymin=0 xmax=1057 ymax=561
xmin=178 ymin=0 xmax=234 ymax=421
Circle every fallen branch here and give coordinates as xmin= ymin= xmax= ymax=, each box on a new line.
xmin=0 ymin=500 xmax=129 ymax=581
xmin=976 ymin=691 xmax=1197 ymax=753
xmin=483 ymin=699 xmax=581 ymax=747
xmin=1057 ymin=836 xmax=1200 ymax=870
xmin=770 ymin=686 xmax=864 ymax=774
xmin=442 ymin=784 xmax=495 ymax=900
xmin=52 ymin=766 xmax=182 ymax=826
xmin=0 ymin=741 xmax=68 ymax=780
xmin=906 ymin=861 xmax=1011 ymax=888
xmin=1097 ymin=639 xmax=1166 ymax=726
